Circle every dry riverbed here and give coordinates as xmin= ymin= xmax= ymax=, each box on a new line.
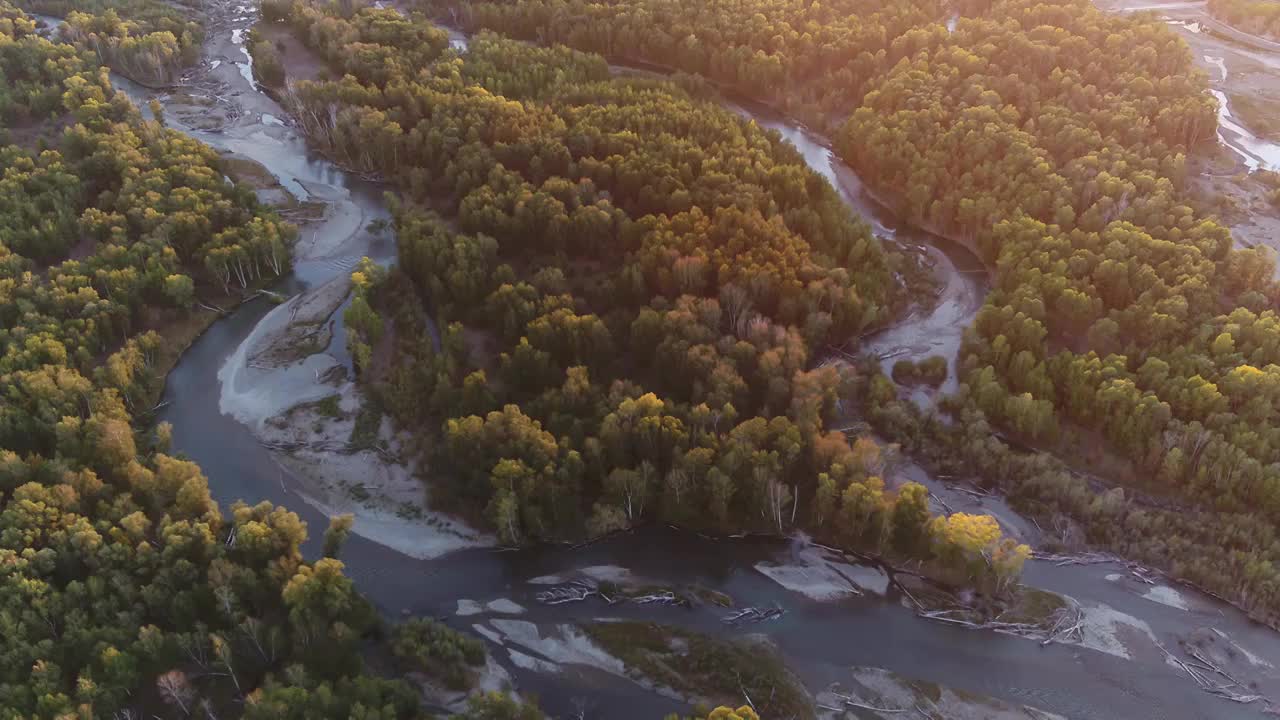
xmin=261 ymin=381 xmax=491 ymax=559
xmin=817 ymin=667 xmax=1066 ymax=719
xmin=221 ymin=282 xmax=492 ymax=559
xmin=212 ymin=153 xmax=489 ymax=560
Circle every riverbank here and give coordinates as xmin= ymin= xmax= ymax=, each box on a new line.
xmin=206 ymin=167 xmax=494 ymax=559
xmin=258 ymin=381 xmax=494 ymax=559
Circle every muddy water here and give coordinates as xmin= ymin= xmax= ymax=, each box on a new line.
xmin=130 ymin=4 xmax=1280 ymax=718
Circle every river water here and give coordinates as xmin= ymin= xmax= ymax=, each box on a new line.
xmin=105 ymin=1 xmax=1280 ymax=717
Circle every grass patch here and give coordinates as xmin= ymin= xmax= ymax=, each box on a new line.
xmin=690 ymin=586 xmax=735 ymax=608
xmin=591 ymin=581 xmax=733 ymax=608
xmin=1258 ymin=170 xmax=1280 ymax=209
xmin=344 ymin=482 xmax=371 ymax=502
xmin=293 ymin=393 xmax=343 ymax=419
xmin=286 ymin=326 xmax=329 ymax=360
xmin=316 ymin=394 xmax=342 ymax=418
xmin=167 ymin=91 xmax=216 ymax=108
xmin=585 ymin=622 xmax=812 ymax=720
xmin=903 ymin=677 xmax=943 ymax=703
xmin=293 ymin=200 xmax=329 ymax=222
xmin=998 ymin=587 xmax=1068 ymax=626
xmin=396 ymin=501 xmax=425 ymax=520
xmin=350 ymin=393 xmax=385 ymax=449
xmin=391 ymin=618 xmax=486 ymax=690
xmin=147 ymin=307 xmax=218 ymax=391
xmin=220 ymin=155 xmax=280 ymax=190
xmin=1230 ymin=92 xmax=1280 ymax=141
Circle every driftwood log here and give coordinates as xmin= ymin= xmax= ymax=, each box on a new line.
xmin=1033 ymin=550 xmax=1157 ymax=585
xmin=260 ymin=437 xmax=399 ymax=464
xmin=818 ymin=691 xmax=929 ymax=716
xmin=533 ymin=581 xmax=687 ymax=608
xmin=722 ymin=606 xmax=785 ymax=625
xmin=916 ymin=599 xmax=1085 ymax=646
xmin=1154 ymin=639 xmax=1269 ymax=706
xmin=534 ymin=582 xmax=601 ymax=605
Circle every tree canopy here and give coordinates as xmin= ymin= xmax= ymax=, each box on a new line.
xmin=407 ymin=0 xmax=1280 ymax=623
xmin=0 ymin=4 xmax=401 ymax=716
xmin=1208 ymin=0 xmax=1280 ymax=40
xmin=271 ymin=0 xmax=1028 ymax=592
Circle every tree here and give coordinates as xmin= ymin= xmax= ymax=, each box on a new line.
xmin=157 ymin=670 xmax=195 ymax=716
xmin=391 ymin=618 xmax=485 ymax=690
xmin=323 ymin=514 xmax=354 ymax=558
xmin=891 ymin=483 xmax=930 ymax=556
xmin=929 ymin=513 xmax=1030 ymax=590
xmin=707 ymin=707 xmax=761 ymax=720
xmin=282 ymin=558 xmax=365 ymax=651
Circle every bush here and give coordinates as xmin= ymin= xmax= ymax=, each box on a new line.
xmin=918 ymin=355 xmax=948 ymax=385
xmin=891 ymin=358 xmax=917 ymax=382
xmin=892 ymin=356 xmax=947 ymax=386
xmin=391 ymin=618 xmax=486 ymax=690
xmin=250 ymin=30 xmax=286 ymax=86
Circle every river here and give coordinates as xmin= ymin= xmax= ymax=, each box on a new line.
xmin=717 ymin=97 xmax=988 ymax=403
xmin=101 ymin=0 xmax=1280 ymax=717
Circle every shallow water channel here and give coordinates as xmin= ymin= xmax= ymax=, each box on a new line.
xmin=109 ymin=2 xmax=1280 ymax=717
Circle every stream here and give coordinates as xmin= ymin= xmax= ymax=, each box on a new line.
xmin=99 ymin=0 xmax=1280 ymax=717
xmin=719 ymin=97 xmax=988 ymax=403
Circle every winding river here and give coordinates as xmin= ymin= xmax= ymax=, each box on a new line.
xmin=97 ymin=0 xmax=1280 ymax=717
xmin=719 ymin=97 xmax=988 ymax=402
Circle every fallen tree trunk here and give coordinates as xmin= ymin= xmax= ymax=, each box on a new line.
xmin=829 ymin=693 xmax=907 ymax=714
xmin=722 ymin=606 xmax=785 ymax=625
xmin=535 ymin=582 xmax=599 ymax=605
xmin=1152 ymin=639 xmax=1269 ymax=707
xmin=917 ymin=599 xmax=1085 ymax=646
xmin=260 ymin=438 xmax=400 ymax=464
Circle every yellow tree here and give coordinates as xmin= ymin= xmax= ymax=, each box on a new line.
xmin=929 ymin=513 xmax=1029 ymax=591
xmin=707 ymin=707 xmax=761 ymax=720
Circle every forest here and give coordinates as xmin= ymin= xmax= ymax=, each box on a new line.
xmin=18 ymin=0 xmax=203 ymax=84
xmin=0 ymin=4 xmax=446 ymax=717
xmin=836 ymin=0 xmax=1280 ymax=624
xmin=419 ymin=0 xmax=1280 ymax=629
xmin=10 ymin=0 xmax=1280 ymax=710
xmin=269 ymin=0 xmax=1031 ymax=591
xmin=1208 ymin=0 xmax=1280 ymax=40
xmin=0 ymin=0 xmax=1025 ymax=713
xmin=0 ymin=0 xmax=1018 ymax=713
xmin=423 ymin=0 xmax=943 ymax=134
